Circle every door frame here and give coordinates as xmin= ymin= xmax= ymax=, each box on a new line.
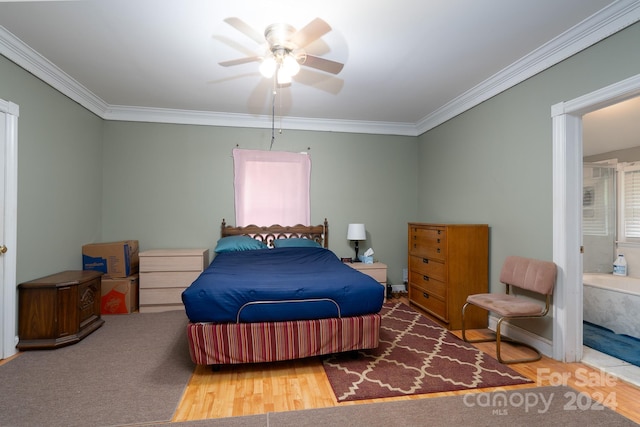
xmin=552 ymin=73 xmax=640 ymax=362
xmin=0 ymin=99 xmax=18 ymax=359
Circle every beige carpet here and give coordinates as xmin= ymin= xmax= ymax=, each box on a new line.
xmin=0 ymin=310 xmax=193 ymax=427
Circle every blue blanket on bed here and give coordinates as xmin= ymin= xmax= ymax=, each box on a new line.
xmin=182 ymin=247 xmax=385 ymax=323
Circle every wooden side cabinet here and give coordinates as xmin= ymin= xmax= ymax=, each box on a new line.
xmin=18 ymin=270 xmax=104 ymax=350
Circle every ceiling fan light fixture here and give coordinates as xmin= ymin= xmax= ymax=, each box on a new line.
xmin=220 ymin=17 xmax=344 ymax=84
xmin=282 ymin=54 xmax=300 ymax=76
xmin=277 ymin=67 xmax=292 ymax=85
xmin=259 ymin=56 xmax=276 ymax=78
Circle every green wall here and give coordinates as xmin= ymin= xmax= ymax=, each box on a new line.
xmin=1 ymin=51 xmax=417 ymax=286
xmin=0 ymin=55 xmax=104 ymax=284
xmin=417 ymin=22 xmax=640 ymax=338
xmin=101 ymin=122 xmax=417 ymax=286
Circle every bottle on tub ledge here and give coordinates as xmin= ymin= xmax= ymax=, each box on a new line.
xmin=613 ymin=254 xmax=627 ymax=276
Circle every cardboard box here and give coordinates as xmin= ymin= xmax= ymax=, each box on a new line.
xmin=82 ymin=240 xmax=139 ymax=278
xmin=101 ymin=274 xmax=139 ymax=314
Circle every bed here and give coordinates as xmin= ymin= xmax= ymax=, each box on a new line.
xmin=182 ymin=219 xmax=384 ymax=366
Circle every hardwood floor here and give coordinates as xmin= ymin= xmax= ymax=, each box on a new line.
xmin=172 ymin=298 xmax=640 ymax=424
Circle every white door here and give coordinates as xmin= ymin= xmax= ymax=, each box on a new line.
xmin=0 ymin=99 xmax=19 ymax=360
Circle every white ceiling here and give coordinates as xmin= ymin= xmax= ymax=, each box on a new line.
xmin=584 ymin=96 xmax=640 ymax=157
xmin=0 ymin=0 xmax=638 ymax=136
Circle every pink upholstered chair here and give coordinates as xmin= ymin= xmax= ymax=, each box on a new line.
xmin=461 ymin=256 xmax=557 ymax=364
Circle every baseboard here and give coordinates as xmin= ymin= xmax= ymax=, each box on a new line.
xmin=488 ymin=315 xmax=553 ymax=358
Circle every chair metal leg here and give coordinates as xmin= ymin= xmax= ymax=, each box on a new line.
xmin=495 ymin=317 xmax=542 ymax=364
xmin=461 ymin=302 xmax=495 ymax=344
xmin=462 ymin=303 xmax=542 ymax=364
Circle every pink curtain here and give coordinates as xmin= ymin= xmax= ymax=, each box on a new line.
xmin=233 ymin=148 xmax=311 ymax=226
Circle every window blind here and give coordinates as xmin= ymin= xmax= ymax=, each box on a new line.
xmin=623 ymin=163 xmax=640 ymax=239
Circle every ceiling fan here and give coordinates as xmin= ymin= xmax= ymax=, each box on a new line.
xmin=219 ymin=17 xmax=344 ymax=85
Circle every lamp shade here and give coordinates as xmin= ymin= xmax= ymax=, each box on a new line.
xmin=347 ymin=223 xmax=366 ymax=241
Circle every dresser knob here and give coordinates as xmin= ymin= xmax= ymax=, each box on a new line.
xmin=422 ymin=258 xmax=428 ymax=264
xmin=423 ymin=292 xmax=429 ymax=299
xmin=423 ymin=275 xmax=429 ymax=281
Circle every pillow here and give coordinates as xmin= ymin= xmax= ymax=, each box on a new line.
xmin=214 ymin=235 xmax=267 ymax=253
xmin=273 ymin=238 xmax=322 ymax=248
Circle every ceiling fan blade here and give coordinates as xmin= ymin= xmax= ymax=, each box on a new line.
xmin=303 ymin=54 xmax=344 ymax=74
xmin=219 ymin=56 xmax=261 ymax=67
xmin=293 ymin=69 xmax=344 ymax=95
xmin=224 ymin=17 xmax=264 ymax=45
xmin=292 ymin=18 xmax=331 ymax=48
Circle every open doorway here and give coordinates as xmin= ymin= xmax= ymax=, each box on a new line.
xmin=581 ymin=98 xmax=640 ymax=381
xmin=551 ymin=74 xmax=640 ymax=367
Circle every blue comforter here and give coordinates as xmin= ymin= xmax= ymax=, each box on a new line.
xmin=182 ymin=247 xmax=384 ymax=323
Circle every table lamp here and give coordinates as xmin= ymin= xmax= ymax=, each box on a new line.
xmin=347 ymin=223 xmax=366 ymax=262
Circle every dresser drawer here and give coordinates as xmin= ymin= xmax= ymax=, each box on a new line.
xmin=409 ymin=284 xmax=447 ymax=321
xmin=140 ymin=256 xmax=205 ymax=272
xmin=139 ymin=287 xmax=185 ymax=305
xmin=139 ymin=249 xmax=209 ymax=272
xmin=409 ymin=227 xmax=446 ymax=260
xmin=139 ymin=271 xmax=201 ymax=289
xmin=409 ymin=256 xmax=446 ymax=281
xmin=347 ymin=262 xmax=387 ymax=284
xmin=409 ymin=274 xmax=446 ymax=299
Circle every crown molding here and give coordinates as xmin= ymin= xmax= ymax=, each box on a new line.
xmin=104 ymin=105 xmax=418 ymax=136
xmin=0 ymin=26 xmax=109 ymax=117
xmin=415 ymin=0 xmax=640 ymax=135
xmin=2 ymin=1 xmax=639 ymax=137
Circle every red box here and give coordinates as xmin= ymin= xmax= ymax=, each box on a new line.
xmin=101 ymin=275 xmax=139 ymax=314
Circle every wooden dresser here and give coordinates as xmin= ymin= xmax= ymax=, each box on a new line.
xmin=407 ymin=223 xmax=489 ymax=330
xmin=139 ymin=248 xmax=209 ymax=312
xmin=17 ymin=270 xmax=104 ymax=350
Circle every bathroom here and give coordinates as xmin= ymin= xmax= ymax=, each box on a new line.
xmin=582 ymin=97 xmax=640 ymax=371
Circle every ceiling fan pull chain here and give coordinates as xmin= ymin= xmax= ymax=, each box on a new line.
xmin=279 ymin=85 xmax=283 ymax=135
xmin=270 ymin=78 xmax=276 ymax=150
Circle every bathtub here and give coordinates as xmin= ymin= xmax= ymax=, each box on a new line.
xmin=583 ymin=273 xmax=640 ymax=339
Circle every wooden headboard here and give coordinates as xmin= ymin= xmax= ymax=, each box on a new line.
xmin=221 ymin=219 xmax=329 ymax=248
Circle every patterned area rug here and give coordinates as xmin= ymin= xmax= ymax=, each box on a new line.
xmin=322 ymin=302 xmax=532 ymax=402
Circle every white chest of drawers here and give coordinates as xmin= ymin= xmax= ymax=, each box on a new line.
xmin=139 ymin=248 xmax=209 ymax=313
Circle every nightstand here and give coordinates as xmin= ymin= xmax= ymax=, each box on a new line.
xmin=347 ymin=262 xmax=387 ymax=285
xmin=139 ymin=248 xmax=209 ymax=313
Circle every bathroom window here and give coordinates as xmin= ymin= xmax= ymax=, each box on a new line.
xmin=619 ymin=162 xmax=640 ymax=242
xmin=583 ymin=162 xmax=615 ymax=236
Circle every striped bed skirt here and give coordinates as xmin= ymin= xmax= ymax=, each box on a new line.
xmin=186 ymin=313 xmax=381 ymax=365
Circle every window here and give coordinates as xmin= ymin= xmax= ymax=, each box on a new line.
xmin=620 ymin=161 xmax=640 ymax=242
xmin=233 ymin=148 xmax=311 ymax=227
xmin=582 ymin=163 xmax=615 ymax=237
